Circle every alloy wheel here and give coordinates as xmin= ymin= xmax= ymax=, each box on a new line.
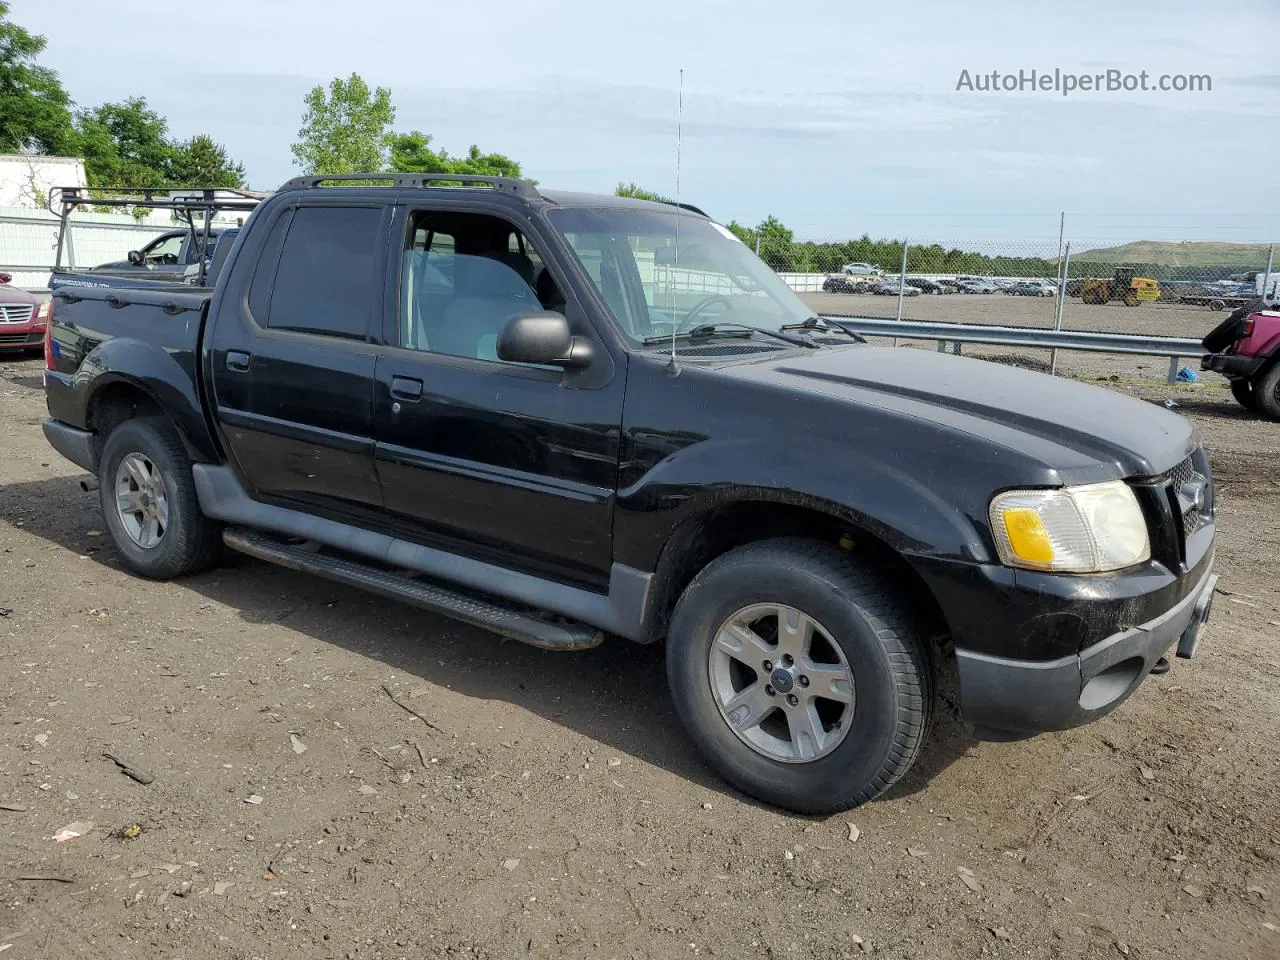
xmin=707 ymin=603 xmax=856 ymax=763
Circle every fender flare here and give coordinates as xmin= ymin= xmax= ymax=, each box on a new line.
xmin=79 ymin=337 xmax=221 ymax=463
xmin=617 ymin=435 xmax=991 ymax=572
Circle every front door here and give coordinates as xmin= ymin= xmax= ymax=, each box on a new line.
xmin=372 ymin=204 xmax=623 ymax=589
xmin=208 ymin=200 xmax=392 ymax=518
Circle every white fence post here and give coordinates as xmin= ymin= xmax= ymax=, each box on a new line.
xmin=1050 ymin=242 xmax=1071 ymax=376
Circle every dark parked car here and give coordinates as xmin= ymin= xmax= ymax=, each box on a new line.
xmin=822 ymin=275 xmax=868 ymax=294
xmin=871 ymin=278 xmax=920 ymax=296
xmin=88 ymin=228 xmax=227 ymax=281
xmin=0 ymin=273 xmax=48 ymax=355
xmin=1006 ymin=281 xmax=1057 ymax=298
xmin=40 ymin=174 xmax=1218 ymax=814
xmin=905 ymin=278 xmax=949 ymax=295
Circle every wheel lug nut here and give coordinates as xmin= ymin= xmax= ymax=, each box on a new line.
xmin=786 ymin=694 xmax=799 ymax=706
xmin=762 ymin=660 xmax=772 ymax=672
xmin=765 ymin=685 xmax=775 ymax=697
xmin=798 ymin=676 xmax=809 ymax=687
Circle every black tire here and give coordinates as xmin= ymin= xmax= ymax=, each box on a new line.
xmin=1256 ymin=363 xmax=1280 ymax=421
xmin=666 ymin=538 xmax=933 ymax=814
xmin=98 ymin=417 xmax=222 ymax=579
xmin=1230 ymin=379 xmax=1258 ymax=411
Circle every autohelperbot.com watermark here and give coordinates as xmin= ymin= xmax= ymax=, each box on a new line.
xmin=955 ymin=69 xmax=1211 ymax=96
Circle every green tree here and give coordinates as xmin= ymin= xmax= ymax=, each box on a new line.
xmin=754 ymin=215 xmax=796 ymax=269
xmin=615 ymin=182 xmax=672 ymax=203
xmin=0 ymin=1 xmax=76 ymax=154
xmin=75 ymin=97 xmax=175 ymax=187
xmin=171 ymin=134 xmax=246 ymax=188
xmin=292 ymin=73 xmax=395 ymax=175
xmin=725 ymin=220 xmax=756 ymax=248
xmin=388 ymin=131 xmax=524 ymax=179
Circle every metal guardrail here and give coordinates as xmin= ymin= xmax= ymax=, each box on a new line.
xmin=822 ymin=315 xmax=1206 ymax=382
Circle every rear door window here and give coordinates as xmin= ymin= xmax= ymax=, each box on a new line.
xmin=265 ymin=206 xmax=384 ymax=339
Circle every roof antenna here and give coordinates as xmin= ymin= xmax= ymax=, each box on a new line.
xmin=667 ymin=68 xmax=684 ymax=374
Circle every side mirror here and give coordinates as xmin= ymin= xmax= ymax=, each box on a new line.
xmin=497 ymin=312 xmax=593 ymax=369
xmin=127 ymin=250 xmax=143 ymax=265
xmin=0 ymin=273 xmax=11 ymax=284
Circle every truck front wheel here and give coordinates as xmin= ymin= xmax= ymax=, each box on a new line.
xmin=666 ymin=539 xmax=933 ymax=814
xmin=98 ymin=417 xmax=222 ymax=579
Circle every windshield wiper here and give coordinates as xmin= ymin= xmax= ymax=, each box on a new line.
xmin=643 ymin=322 xmax=811 ymax=347
xmin=780 ymin=317 xmax=865 ymax=341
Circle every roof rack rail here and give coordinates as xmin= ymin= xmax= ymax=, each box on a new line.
xmin=670 ymin=201 xmax=708 ymax=217
xmin=48 ymin=185 xmax=266 ymax=215
xmin=280 ymin=172 xmax=542 ymax=200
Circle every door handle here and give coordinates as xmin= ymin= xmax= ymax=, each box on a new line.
xmin=390 ymin=375 xmax=423 ymax=401
xmin=226 ymin=350 xmax=251 ymax=372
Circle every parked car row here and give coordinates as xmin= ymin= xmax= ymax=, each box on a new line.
xmin=1004 ymin=280 xmax=1058 ymax=297
xmin=821 ymin=276 xmax=925 ymax=297
xmin=821 ymin=275 xmax=1059 ymax=297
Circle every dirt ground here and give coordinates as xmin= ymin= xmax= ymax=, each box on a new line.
xmin=0 ymin=348 xmax=1277 ymax=960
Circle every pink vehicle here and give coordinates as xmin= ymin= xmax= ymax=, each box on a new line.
xmin=1202 ymin=299 xmax=1280 ymax=419
xmin=0 ymin=272 xmax=49 ymax=356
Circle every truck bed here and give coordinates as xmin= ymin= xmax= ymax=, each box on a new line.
xmin=46 ymin=283 xmax=217 ymax=460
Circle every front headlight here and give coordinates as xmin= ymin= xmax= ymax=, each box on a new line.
xmin=989 ymin=480 xmax=1151 ymax=573
xmin=36 ymin=301 xmax=51 ymax=321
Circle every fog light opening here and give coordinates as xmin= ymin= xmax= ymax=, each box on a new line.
xmin=1079 ymin=657 xmax=1146 ymax=711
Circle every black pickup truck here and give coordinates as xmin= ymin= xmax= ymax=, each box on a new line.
xmin=39 ymin=174 xmax=1218 ymax=813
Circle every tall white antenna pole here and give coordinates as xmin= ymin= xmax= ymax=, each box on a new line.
xmin=669 ymin=68 xmax=684 ymax=370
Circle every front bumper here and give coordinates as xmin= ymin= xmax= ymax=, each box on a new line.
xmin=0 ymin=327 xmax=44 ymax=350
xmin=955 ymin=562 xmax=1217 ymax=739
xmin=1201 ymin=353 xmax=1263 ymax=378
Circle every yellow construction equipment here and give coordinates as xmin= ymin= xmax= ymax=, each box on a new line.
xmin=1080 ymin=268 xmax=1160 ymax=306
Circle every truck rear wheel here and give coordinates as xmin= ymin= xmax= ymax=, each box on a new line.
xmin=666 ymin=538 xmax=933 ymax=814
xmin=98 ymin=417 xmax=222 ymax=579
xmin=1255 ymin=363 xmax=1280 ymax=421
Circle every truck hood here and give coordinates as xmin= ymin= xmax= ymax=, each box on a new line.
xmin=721 ymin=345 xmax=1195 ymax=483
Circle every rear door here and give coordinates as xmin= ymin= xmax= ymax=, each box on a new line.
xmin=208 ymin=198 xmax=393 ymax=519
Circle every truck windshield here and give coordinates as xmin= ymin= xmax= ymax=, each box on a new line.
xmin=546 ymin=207 xmax=813 ymax=343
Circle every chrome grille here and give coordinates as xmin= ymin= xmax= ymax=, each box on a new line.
xmin=1168 ymin=454 xmax=1210 ymax=539
xmin=1169 ymin=456 xmax=1196 ymax=489
xmin=0 ymin=304 xmax=34 ymax=324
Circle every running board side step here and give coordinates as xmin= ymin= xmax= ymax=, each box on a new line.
xmin=222 ymin=528 xmax=604 ymax=652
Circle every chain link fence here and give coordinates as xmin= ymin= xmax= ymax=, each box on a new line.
xmin=756 ymin=236 xmax=1277 ymax=342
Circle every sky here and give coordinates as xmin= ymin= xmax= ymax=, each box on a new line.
xmin=15 ymin=0 xmax=1280 ymax=246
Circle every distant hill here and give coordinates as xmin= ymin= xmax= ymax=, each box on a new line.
xmin=1073 ymin=241 xmax=1276 ymax=268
